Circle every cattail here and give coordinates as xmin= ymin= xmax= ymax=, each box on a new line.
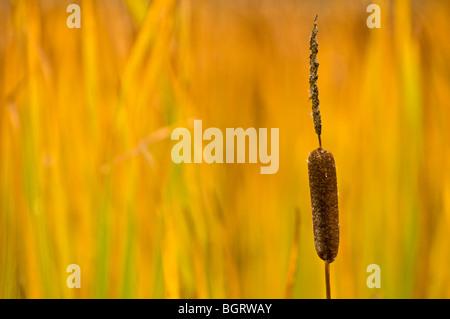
xmin=308 ymin=148 xmax=339 ymax=263
xmin=307 ymin=15 xmax=340 ymax=299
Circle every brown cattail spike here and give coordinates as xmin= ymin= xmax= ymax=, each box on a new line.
xmin=308 ymin=148 xmax=339 ymax=263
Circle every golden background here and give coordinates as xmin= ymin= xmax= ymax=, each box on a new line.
xmin=1 ymin=0 xmax=450 ymax=298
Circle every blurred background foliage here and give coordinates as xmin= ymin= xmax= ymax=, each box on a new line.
xmin=1 ymin=0 xmax=450 ymax=298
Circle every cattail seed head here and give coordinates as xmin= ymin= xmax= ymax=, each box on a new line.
xmin=308 ymin=148 xmax=339 ymax=263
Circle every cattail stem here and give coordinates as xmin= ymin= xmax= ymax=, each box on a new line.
xmin=325 ymin=261 xmax=331 ymax=299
